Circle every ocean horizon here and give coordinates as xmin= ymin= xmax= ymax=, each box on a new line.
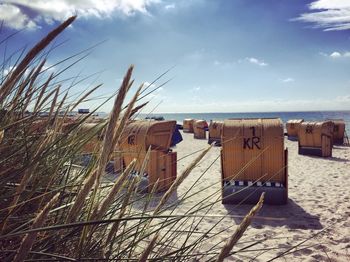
xmin=138 ymin=110 xmax=350 ymax=133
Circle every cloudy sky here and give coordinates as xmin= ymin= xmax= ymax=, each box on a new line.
xmin=1 ymin=0 xmax=350 ymax=113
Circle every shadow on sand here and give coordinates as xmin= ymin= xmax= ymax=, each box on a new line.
xmin=327 ymin=156 xmax=349 ymax=162
xmin=302 ymin=154 xmax=349 ymax=163
xmin=223 ymin=198 xmax=322 ymax=230
xmin=132 ymin=191 xmax=180 ymax=211
xmin=333 ymin=145 xmax=350 ymax=150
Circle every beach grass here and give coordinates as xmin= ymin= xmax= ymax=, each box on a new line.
xmin=0 ymin=16 xmax=268 ymax=261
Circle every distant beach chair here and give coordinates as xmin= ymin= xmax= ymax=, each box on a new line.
xmin=208 ymin=120 xmax=223 ymax=146
xmin=286 ymin=119 xmax=304 ymax=141
xmin=193 ymin=120 xmax=208 ymax=139
xmin=183 ymin=118 xmax=195 ymax=133
xmin=326 ymin=119 xmax=346 ymax=145
xmin=221 ymin=118 xmax=288 ymax=205
xmin=298 ymin=121 xmax=334 ymax=157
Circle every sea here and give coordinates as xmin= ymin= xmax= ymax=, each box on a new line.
xmin=138 ymin=111 xmax=350 ymax=134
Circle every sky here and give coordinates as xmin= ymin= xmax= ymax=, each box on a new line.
xmin=1 ymin=0 xmax=350 ymax=113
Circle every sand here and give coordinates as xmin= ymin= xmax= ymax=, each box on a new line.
xmin=167 ymin=130 xmax=350 ymax=261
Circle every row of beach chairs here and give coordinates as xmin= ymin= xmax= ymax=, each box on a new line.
xmin=184 ymin=118 xmax=348 ymax=157
xmin=40 ymin=117 xmax=346 ymax=205
xmin=101 ymin=118 xmax=288 ymax=205
xmin=180 ymin=117 xmax=347 ymax=204
xmin=286 ymin=119 xmax=349 ymax=156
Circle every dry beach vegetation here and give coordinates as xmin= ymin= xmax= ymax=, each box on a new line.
xmin=0 ymin=16 xmax=349 ymax=262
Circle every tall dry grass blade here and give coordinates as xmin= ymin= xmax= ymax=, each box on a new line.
xmin=0 ymin=16 xmax=76 ymax=103
xmin=13 ymin=193 xmax=60 ymax=262
xmin=96 ymin=65 xmax=133 ymax=186
xmin=0 ymin=130 xmax=3 ymax=143
xmin=66 ymin=66 xmax=133 ymax=223
xmin=47 ymin=86 xmax=60 ymax=124
xmin=153 ymin=144 xmax=213 ymax=215
xmin=216 ymin=192 xmax=265 ymax=262
xmin=36 ymin=87 xmax=61 ymax=113
xmin=13 ymin=59 xmax=46 ymax=109
xmin=123 ymin=177 xmax=160 ymax=258
xmin=33 ymin=73 xmax=53 ymax=112
xmin=65 ymin=169 xmax=98 ymax=223
xmin=70 ymin=84 xmax=101 ymax=112
xmin=10 ymin=67 xmax=35 ymax=109
xmin=138 ymin=233 xmax=159 ymax=262
xmin=0 ymin=164 xmax=38 ymax=233
xmin=86 ymin=67 xmax=134 ymax=240
xmin=138 ymin=145 xmax=151 ymax=181
xmin=28 ymin=59 xmax=46 ymax=89
xmin=129 ymin=101 xmax=148 ymax=119
xmin=111 ymin=83 xmax=142 ymax=147
xmin=22 ymin=82 xmax=35 ymax=112
xmin=104 ymin=177 xmax=138 ymax=258
xmin=92 ymin=159 xmax=136 ymax=220
xmin=52 ymin=91 xmax=68 ymax=131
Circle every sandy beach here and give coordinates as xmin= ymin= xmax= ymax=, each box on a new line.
xmin=166 ymin=130 xmax=350 ymax=261
xmin=2 ymin=3 xmax=350 ymax=260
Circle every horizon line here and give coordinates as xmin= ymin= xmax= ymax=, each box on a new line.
xmin=145 ymin=109 xmax=350 ymax=114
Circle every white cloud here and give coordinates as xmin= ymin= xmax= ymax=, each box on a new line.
xmin=143 ymin=81 xmax=163 ymax=100
xmin=0 ymin=3 xmax=37 ymax=29
xmin=282 ymin=78 xmax=295 ymax=83
xmin=310 ymin=0 xmax=350 ymax=10
xmin=3 ymin=62 xmax=55 ymax=78
xmin=189 ymin=86 xmax=201 ymax=93
xmin=185 ymin=49 xmax=206 ymax=62
xmin=190 ymin=95 xmax=202 ymax=104
xmin=3 ymin=66 xmax=16 ymax=76
xmin=335 ymin=94 xmax=350 ymax=102
xmin=294 ymin=0 xmax=350 ymax=31
xmin=245 ymin=57 xmax=268 ymax=67
xmin=213 ymin=59 xmax=236 ymax=68
xmin=330 ymin=52 xmax=342 ymax=58
xmin=165 ymin=3 xmax=175 ymax=10
xmin=42 ymin=63 xmax=56 ymax=72
xmin=321 ymin=51 xmax=350 ymax=58
xmin=144 ymin=81 xmax=156 ymax=89
xmin=1 ymin=0 xmax=161 ymax=29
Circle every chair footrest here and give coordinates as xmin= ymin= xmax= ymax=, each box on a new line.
xmin=298 ymin=146 xmax=322 ymax=156
xmin=222 ymin=183 xmax=288 ymax=205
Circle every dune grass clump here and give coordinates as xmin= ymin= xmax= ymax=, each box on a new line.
xmin=0 ymin=16 xmax=263 ymax=261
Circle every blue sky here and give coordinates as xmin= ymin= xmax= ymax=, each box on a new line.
xmin=1 ymin=0 xmax=350 ymax=113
